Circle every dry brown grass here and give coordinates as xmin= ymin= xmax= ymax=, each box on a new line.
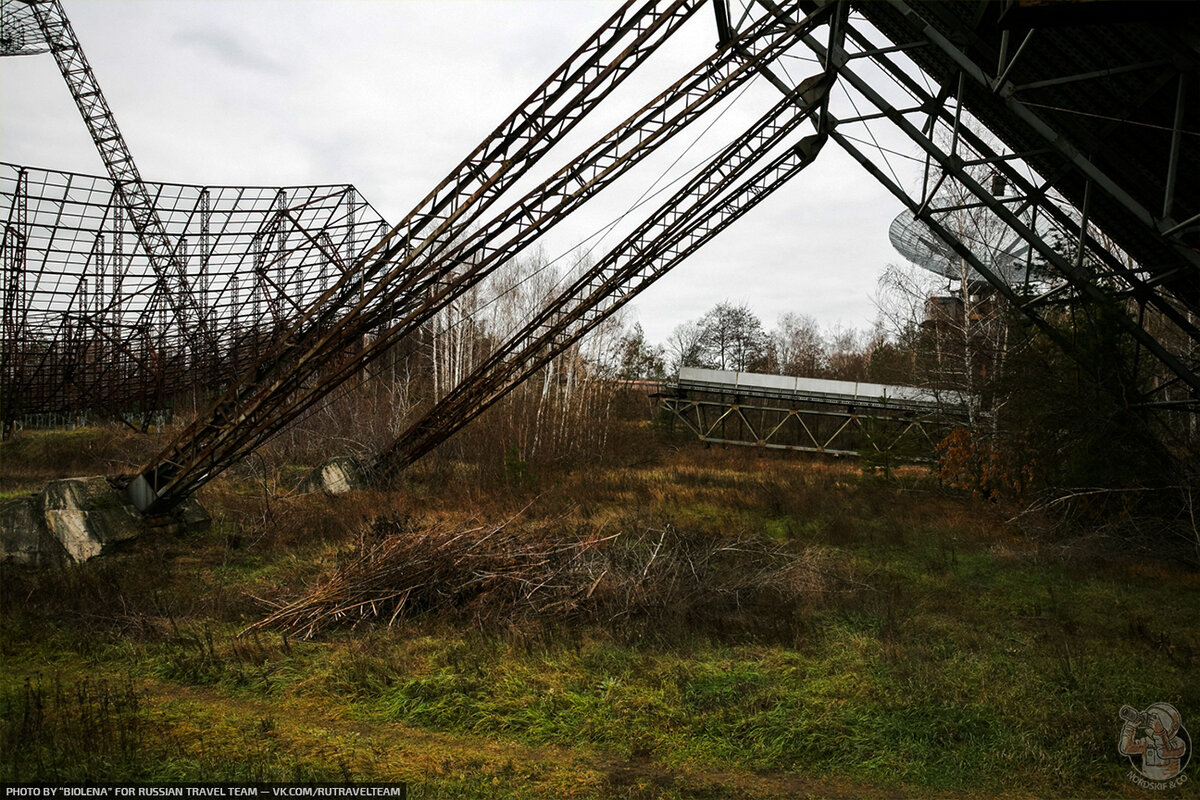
xmin=0 ymin=427 xmax=168 ymax=494
xmin=246 ymin=508 xmax=864 ymax=640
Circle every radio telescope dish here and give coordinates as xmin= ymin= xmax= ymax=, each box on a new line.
xmin=889 ymin=208 xmax=1031 ymax=285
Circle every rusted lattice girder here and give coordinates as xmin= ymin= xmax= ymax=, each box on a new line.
xmin=129 ymin=0 xmax=828 ymax=512
xmin=658 ymin=393 xmax=948 ymax=459
xmin=124 ymin=0 xmax=710 ymax=510
xmin=371 ymin=76 xmax=834 ymax=479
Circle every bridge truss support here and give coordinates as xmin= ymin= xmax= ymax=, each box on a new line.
xmin=657 ymin=392 xmax=948 ymax=460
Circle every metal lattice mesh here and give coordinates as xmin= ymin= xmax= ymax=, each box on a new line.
xmin=1 ymin=163 xmax=389 ymax=424
xmin=0 ymin=0 xmax=48 ymax=56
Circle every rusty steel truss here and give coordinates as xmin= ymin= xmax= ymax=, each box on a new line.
xmin=657 ymin=372 xmax=958 ymax=459
xmin=124 ymin=0 xmax=833 ymax=512
xmin=3 ymin=0 xmax=1198 ymax=514
xmin=0 ymin=164 xmax=386 ymax=433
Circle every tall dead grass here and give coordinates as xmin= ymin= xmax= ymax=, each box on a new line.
xmin=0 ymin=427 xmax=167 ymax=492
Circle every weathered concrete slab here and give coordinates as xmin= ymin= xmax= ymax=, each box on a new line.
xmin=42 ymin=476 xmax=147 ymax=562
xmin=0 ymin=494 xmax=67 ymax=567
xmin=298 ymin=455 xmax=369 ymax=495
xmin=0 ymin=476 xmax=211 ymax=566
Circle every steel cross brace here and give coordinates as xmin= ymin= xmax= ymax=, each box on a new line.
xmin=754 ymin=0 xmax=1200 ymax=402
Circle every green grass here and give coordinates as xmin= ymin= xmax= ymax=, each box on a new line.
xmin=2 ymin=435 xmax=1197 ymax=797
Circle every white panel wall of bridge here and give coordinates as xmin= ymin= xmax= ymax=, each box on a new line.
xmin=676 ymin=366 xmax=956 ymax=412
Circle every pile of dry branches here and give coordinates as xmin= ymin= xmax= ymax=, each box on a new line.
xmin=246 ymin=512 xmax=860 ymax=639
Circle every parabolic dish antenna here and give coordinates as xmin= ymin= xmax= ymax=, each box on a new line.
xmin=889 ymin=207 xmax=1032 ymax=286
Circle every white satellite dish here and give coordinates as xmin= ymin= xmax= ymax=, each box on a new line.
xmin=889 ymin=207 xmax=1031 ymax=286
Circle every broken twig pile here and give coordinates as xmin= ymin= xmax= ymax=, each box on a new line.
xmin=247 ymin=513 xmax=858 ymax=638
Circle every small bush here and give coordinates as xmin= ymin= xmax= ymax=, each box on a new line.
xmin=936 ymin=427 xmax=1036 ymax=503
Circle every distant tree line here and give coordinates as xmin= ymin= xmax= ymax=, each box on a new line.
xmin=614 ymin=300 xmax=913 ymax=386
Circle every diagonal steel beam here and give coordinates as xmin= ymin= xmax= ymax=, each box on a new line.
xmin=124 ymin=0 xmax=712 ymax=510
xmin=23 ymin=0 xmax=206 ymax=346
xmin=129 ymin=0 xmax=828 ymax=511
xmin=370 ymin=99 xmax=832 ymax=478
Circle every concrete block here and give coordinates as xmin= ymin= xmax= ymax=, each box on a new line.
xmin=298 ymin=455 xmax=368 ymax=495
xmin=0 ymin=494 xmax=68 ymax=567
xmin=2 ymin=475 xmax=212 ymax=566
xmin=41 ymin=476 xmax=145 ymax=562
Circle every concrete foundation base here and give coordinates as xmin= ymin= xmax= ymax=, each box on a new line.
xmin=0 ymin=476 xmax=210 ymax=567
xmin=0 ymin=494 xmax=68 ymax=567
xmin=297 ymin=455 xmax=369 ymax=496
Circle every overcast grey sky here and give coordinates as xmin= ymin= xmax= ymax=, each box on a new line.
xmin=1 ymin=0 xmax=915 ymax=345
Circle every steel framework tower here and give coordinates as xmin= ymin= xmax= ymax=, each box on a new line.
xmin=19 ymin=0 xmax=200 ymax=335
xmin=1 ymin=0 xmax=387 ymax=436
xmin=5 ymin=0 xmax=1198 ymax=518
xmin=801 ymin=0 xmax=1200 ymax=406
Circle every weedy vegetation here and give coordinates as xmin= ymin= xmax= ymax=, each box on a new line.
xmin=1 ymin=415 xmax=1197 ymax=798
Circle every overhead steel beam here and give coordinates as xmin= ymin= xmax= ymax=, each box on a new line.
xmin=882 ymin=0 xmax=1200 ymax=269
xmin=370 ymin=76 xmax=834 ymax=478
xmin=825 ymin=15 xmax=1200 ymax=350
xmin=753 ymin=0 xmax=1200 ymax=401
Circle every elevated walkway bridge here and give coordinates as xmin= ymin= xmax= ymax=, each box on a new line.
xmin=660 ymin=366 xmax=969 ymax=459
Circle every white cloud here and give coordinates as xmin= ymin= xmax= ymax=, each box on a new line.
xmin=174 ymin=27 xmax=287 ymax=75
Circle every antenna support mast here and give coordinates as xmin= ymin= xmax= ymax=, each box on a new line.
xmin=22 ymin=0 xmax=196 ymax=327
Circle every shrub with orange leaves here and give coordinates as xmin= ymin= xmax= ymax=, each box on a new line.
xmin=936 ymin=427 xmax=1036 ymax=503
